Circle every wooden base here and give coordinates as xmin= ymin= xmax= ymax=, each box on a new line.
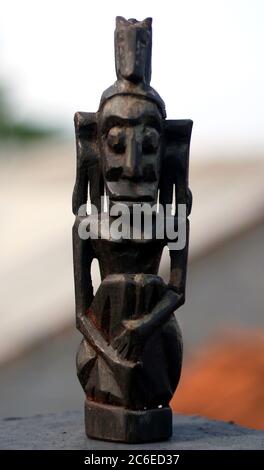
xmin=85 ymin=399 xmax=172 ymax=443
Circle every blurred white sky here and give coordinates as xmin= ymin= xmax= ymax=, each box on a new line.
xmin=0 ymin=0 xmax=263 ymax=155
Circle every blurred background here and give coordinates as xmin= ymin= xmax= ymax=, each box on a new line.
xmin=0 ymin=0 xmax=263 ymax=431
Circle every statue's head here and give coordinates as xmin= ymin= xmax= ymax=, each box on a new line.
xmin=98 ymin=94 xmax=162 ymax=206
xmin=97 ymin=16 xmax=166 ymax=207
xmin=74 ymin=17 xmax=192 ymax=217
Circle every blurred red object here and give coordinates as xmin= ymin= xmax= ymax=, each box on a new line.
xmin=171 ymin=330 xmax=264 ymax=430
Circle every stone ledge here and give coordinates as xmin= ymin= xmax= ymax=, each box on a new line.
xmin=0 ymin=411 xmax=263 ymax=450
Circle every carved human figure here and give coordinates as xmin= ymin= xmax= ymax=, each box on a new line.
xmin=72 ymin=16 xmax=192 ymax=443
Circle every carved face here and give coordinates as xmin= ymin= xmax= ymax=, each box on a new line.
xmin=99 ymin=95 xmax=163 ymax=206
xmin=115 ymin=17 xmax=152 ymax=84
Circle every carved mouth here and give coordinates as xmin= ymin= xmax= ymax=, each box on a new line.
xmin=106 ymin=181 xmax=157 ymax=203
xmin=110 ymin=194 xmax=154 ymax=202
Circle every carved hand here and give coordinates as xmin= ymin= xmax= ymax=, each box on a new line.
xmin=112 ymin=287 xmax=182 ymax=361
xmin=77 ymin=314 xmax=141 ymax=372
xmin=112 ymin=325 xmax=141 ymax=361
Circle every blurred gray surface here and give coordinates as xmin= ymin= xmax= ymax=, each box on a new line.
xmin=180 ymin=222 xmax=264 ymax=347
xmin=1 ymin=411 xmax=263 ymax=450
xmin=0 ymin=224 xmax=263 ymax=417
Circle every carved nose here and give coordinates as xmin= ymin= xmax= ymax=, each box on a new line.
xmin=122 ymin=30 xmax=143 ymax=83
xmin=123 ymin=134 xmax=141 ymax=181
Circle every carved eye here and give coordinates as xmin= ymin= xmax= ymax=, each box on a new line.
xmin=107 ymin=127 xmax=126 ymax=154
xmin=142 ymin=127 xmax=160 ymax=154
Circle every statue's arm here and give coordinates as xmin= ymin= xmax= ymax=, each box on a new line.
xmin=78 ymin=313 xmax=138 ymax=371
xmin=73 ymin=216 xmax=137 ymax=370
xmin=123 ymin=288 xmax=182 ymax=337
xmin=72 ymin=216 xmax=94 ymax=322
xmin=168 ymin=218 xmax=190 ymax=303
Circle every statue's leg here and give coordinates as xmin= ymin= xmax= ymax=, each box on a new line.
xmin=162 ymin=313 xmax=183 ymax=394
xmin=79 ymin=274 xmax=182 ymax=442
xmin=77 ymin=339 xmax=126 ymax=406
xmin=77 ymin=337 xmax=172 ymax=443
xmin=138 ymin=313 xmax=182 ymax=410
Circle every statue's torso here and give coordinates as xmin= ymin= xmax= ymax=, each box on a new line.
xmin=91 ymin=237 xmax=165 ymax=279
xmin=88 ymin=214 xmax=165 ymax=279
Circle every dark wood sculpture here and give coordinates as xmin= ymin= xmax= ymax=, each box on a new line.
xmin=72 ymin=16 xmax=192 ymax=443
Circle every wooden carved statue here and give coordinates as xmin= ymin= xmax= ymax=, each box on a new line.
xmin=72 ymin=16 xmax=193 ymax=443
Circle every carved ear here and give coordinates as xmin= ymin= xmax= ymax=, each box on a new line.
xmin=160 ymin=119 xmax=193 ymax=215
xmin=73 ymin=112 xmax=103 ymax=215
